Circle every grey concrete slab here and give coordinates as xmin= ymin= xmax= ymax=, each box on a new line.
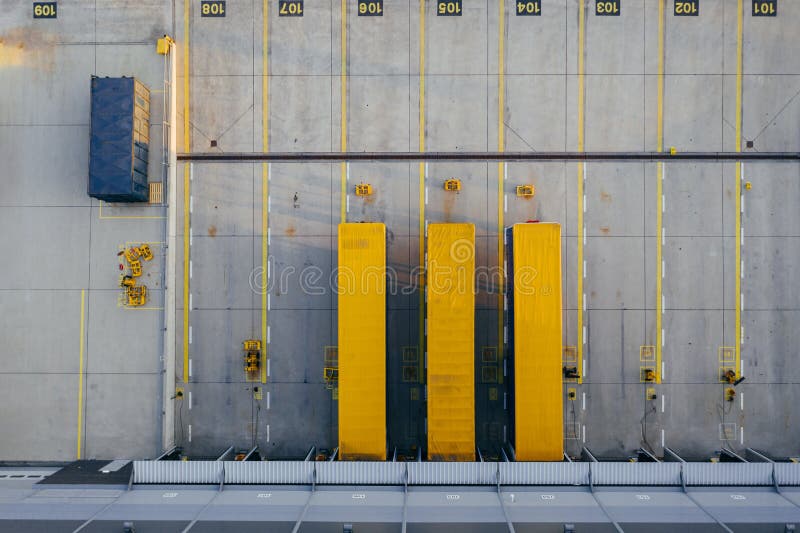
xmin=84 ymin=373 xmax=161 ymax=459
xmin=663 ymin=236 xmax=725 ymax=310
xmin=664 ymin=163 xmax=723 ymax=237
xmin=585 ymin=236 xmax=646 ymax=310
xmin=742 ymin=75 xmax=800 ymax=152
xmin=86 ymin=289 xmax=164 ymax=374
xmin=190 ymin=76 xmax=255 ymax=152
xmin=0 ymin=45 xmax=94 ymax=125
xmin=504 ymin=76 xmax=567 ymax=151
xmin=743 ymin=311 xmax=800 ymax=382
xmin=742 ymin=384 xmax=800 ymax=456
xmin=192 ymin=164 xmax=256 ymax=237
xmin=0 ymin=373 xmax=78 ymax=461
xmin=664 ymin=0 xmax=725 ymax=75
xmin=585 ymin=75 xmax=645 ymax=151
xmin=506 ymin=0 xmax=568 ymax=75
xmin=744 ymin=237 xmax=800 ymax=310
xmin=348 ymin=0 xmax=411 ymax=77
xmin=504 ymin=163 xmax=568 ymax=227
xmin=585 ymin=163 xmax=645 ymax=237
xmin=663 ymin=310 xmax=725 ymax=383
xmin=425 ymin=163 xmax=491 ymax=232
xmin=269 ymin=2 xmax=334 ymax=76
xmin=348 ymin=76 xmax=411 ymax=151
xmin=664 ymin=75 xmax=724 ymax=151
xmin=0 ymin=290 xmax=82 ymax=373
xmin=268 ymin=236 xmax=334 ymax=310
xmin=425 ymin=76 xmax=488 ymax=152
xmin=0 ymin=207 xmax=90 ymax=290
xmin=268 ymin=309 xmax=333 ymax=383
xmin=584 ymin=310 xmax=647 ymax=383
xmin=190 ymin=236 xmax=257 ymax=310
xmin=190 ymin=1 xmax=254 ymax=77
xmin=585 ymin=0 xmax=645 ymax=75
xmin=663 ymin=383 xmax=741 ymax=454
xmin=269 ymin=75 xmax=333 ymax=151
xmin=183 ymin=310 xmax=256 ymax=383
xmin=0 ymin=126 xmax=91 ymax=207
xmin=744 ymin=163 xmax=800 ymax=236
xmin=95 ymin=0 xmax=171 ymax=43
xmin=743 ymin=0 xmax=800 ymax=75
xmin=424 ymin=0 xmax=487 ymax=76
xmin=268 ymin=163 xmax=334 ymax=237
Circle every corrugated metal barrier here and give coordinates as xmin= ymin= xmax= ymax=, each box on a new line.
xmin=316 ymin=461 xmax=404 ymax=485
xmin=500 ymin=462 xmax=588 ymax=485
xmin=131 ymin=461 xmax=800 ymax=487
xmin=591 ymin=462 xmax=681 ymax=486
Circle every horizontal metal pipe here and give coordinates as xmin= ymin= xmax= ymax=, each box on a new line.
xmin=177 ymin=151 xmax=800 ymax=162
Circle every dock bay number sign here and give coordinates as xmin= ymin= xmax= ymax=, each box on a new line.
xmin=33 ymin=2 xmax=57 ymax=18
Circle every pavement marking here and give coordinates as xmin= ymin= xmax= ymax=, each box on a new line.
xmin=417 ymin=0 xmax=426 ymax=382
xmin=734 ymin=0 xmax=743 ymax=376
xmin=76 ymin=289 xmax=86 ymax=459
xmin=182 ymin=0 xmax=191 ymax=384
xmin=655 ymin=0 xmax=665 ymax=383
xmin=576 ymin=0 xmax=586 ymax=385
xmin=340 ymin=0 xmax=348 ymax=223
xmin=98 ymin=201 xmax=165 ymax=220
xmin=262 ymin=0 xmax=270 ymax=385
xmin=497 ymin=0 xmax=505 ymax=385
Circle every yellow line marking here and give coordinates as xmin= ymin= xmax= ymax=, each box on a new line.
xmin=76 ymin=289 xmax=86 ymax=459
xmin=418 ymin=0 xmax=426 ymax=382
xmin=497 ymin=0 xmax=505 ymax=385
xmin=735 ymin=0 xmax=743 ymax=375
xmin=268 ymin=0 xmax=269 ymax=383
xmin=576 ymin=0 xmax=585 ymax=384
xmin=340 ymin=0 xmax=348 ymax=223
xmin=655 ymin=0 xmax=665 ymax=384
xmin=99 ymin=200 xmax=166 ymax=220
xmin=182 ymin=0 xmax=191 ymax=384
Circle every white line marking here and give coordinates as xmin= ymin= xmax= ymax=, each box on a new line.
xmin=661 ymin=429 xmax=665 ymax=448
xmin=266 ymin=391 xmax=271 ymax=410
xmin=504 ymin=194 xmax=507 ymax=213
xmin=740 ymin=392 xmax=744 ymax=411
xmin=583 ymin=326 xmax=586 ymax=341
xmin=582 ymin=294 xmax=586 ymax=311
xmin=189 ymin=293 xmax=192 ymax=309
xmin=188 ymin=424 xmax=192 ymax=442
xmin=662 ymin=260 xmax=665 ymax=279
xmin=662 ymin=195 xmax=665 ymax=212
xmin=583 ymin=194 xmax=586 ymax=212
xmin=189 ymin=196 xmax=193 ymax=214
xmin=583 ymin=260 xmax=586 ymax=279
xmin=740 ymin=358 xmax=743 ymax=376
xmin=188 ymin=391 xmax=192 ymax=410
xmin=268 ymin=195 xmax=271 ymax=213
xmin=267 ymin=326 xmax=271 ymax=344
xmin=267 ymin=227 xmax=271 ymax=245
xmin=188 ymin=359 xmax=192 ymax=378
xmin=188 ymin=326 xmax=192 ymax=344
xmin=503 ymin=392 xmax=507 ymax=410
xmin=740 ymin=426 xmax=744 ymax=445
xmin=189 ymin=260 xmax=192 ymax=279
xmin=741 ymin=194 xmax=745 ymax=214
xmin=267 ymin=358 xmax=271 ymax=377
xmin=346 ymin=195 xmax=350 ymax=213
xmin=741 ymin=260 xmax=744 ymax=278
xmin=662 ymin=227 xmax=665 ymax=246
xmin=268 ymin=163 xmax=271 ymax=182
xmin=582 ymin=392 xmax=586 ymax=411
xmin=582 ymin=425 xmax=586 ymax=443
xmin=346 ymin=162 xmax=350 ymax=182
xmin=190 ymin=163 xmax=194 ymax=181
xmin=661 ymin=328 xmax=665 ymax=347
xmin=267 ymin=294 xmax=271 ymax=311
xmin=190 ymin=231 xmax=192 ymax=246
xmin=266 ymin=424 xmax=270 ymax=442
xmin=661 ymin=362 xmax=665 ymax=380
xmin=661 ymin=394 xmax=665 ymax=413
xmin=425 ymin=186 xmax=428 ymax=205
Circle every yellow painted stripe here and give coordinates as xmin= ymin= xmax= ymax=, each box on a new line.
xmin=418 ymin=0 xmax=426 ymax=381
xmin=655 ymin=0 xmax=665 ymax=383
xmin=497 ymin=0 xmax=505 ymax=384
xmin=735 ymin=0 xmax=743 ymax=375
xmin=576 ymin=0 xmax=585 ymax=384
xmin=98 ymin=200 xmax=165 ymax=220
xmin=261 ymin=0 xmax=269 ymax=385
xmin=340 ymin=0 xmax=348 ymax=223
xmin=182 ymin=0 xmax=191 ymax=383
xmin=76 ymin=289 xmax=86 ymax=459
